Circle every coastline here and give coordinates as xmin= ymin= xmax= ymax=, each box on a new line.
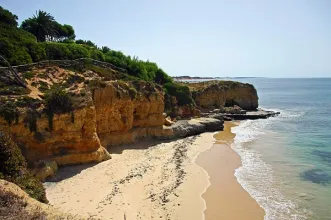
xmin=44 ymin=122 xmax=265 ymax=220
xmin=196 ymin=121 xmax=265 ymax=220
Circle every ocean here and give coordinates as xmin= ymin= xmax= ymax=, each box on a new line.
xmin=231 ymin=78 xmax=331 ymax=220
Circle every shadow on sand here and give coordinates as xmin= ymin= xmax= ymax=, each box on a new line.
xmin=45 ymin=138 xmax=179 ymax=183
xmin=46 ymin=162 xmax=100 ymax=182
xmin=108 ymin=138 xmax=176 ymax=154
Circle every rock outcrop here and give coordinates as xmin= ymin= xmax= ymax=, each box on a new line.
xmin=191 ymin=81 xmax=259 ymax=111
xmin=206 ymin=109 xmax=280 ymax=121
xmin=158 ymin=117 xmax=224 ymax=139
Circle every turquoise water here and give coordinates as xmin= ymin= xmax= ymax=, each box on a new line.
xmin=231 ymin=78 xmax=331 ymax=220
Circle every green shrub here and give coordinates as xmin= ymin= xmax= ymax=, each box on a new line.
xmin=0 ymin=6 xmax=18 ymax=27
xmin=164 ymin=82 xmax=195 ymax=106
xmin=85 ymin=64 xmax=113 ymax=80
xmin=154 ymin=68 xmax=173 ymax=85
xmin=0 ymin=85 xmax=30 ymax=95
xmin=90 ymin=49 xmax=105 ymax=61
xmin=44 ymin=89 xmax=73 ymax=131
xmin=0 ymin=23 xmax=42 ymax=65
xmin=87 ymin=79 xmax=107 ymax=90
xmin=38 ymin=81 xmax=49 ymax=92
xmin=44 ymin=88 xmax=73 ymax=114
xmin=27 ymin=42 xmax=45 ymax=62
xmin=0 ymin=38 xmax=32 ymax=65
xmin=128 ymin=87 xmax=137 ymax=100
xmin=22 ymin=71 xmax=35 ymax=80
xmin=66 ymin=43 xmax=89 ymax=59
xmin=44 ymin=42 xmax=71 ymax=60
xmin=16 ymin=96 xmax=42 ymax=108
xmin=0 ymin=130 xmax=47 ymax=203
xmin=24 ymin=108 xmax=40 ymax=132
xmin=0 ymin=101 xmax=19 ymax=125
xmin=66 ymin=74 xmax=84 ymax=85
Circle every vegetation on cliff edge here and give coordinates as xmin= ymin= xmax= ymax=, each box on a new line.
xmin=0 ymin=6 xmax=195 ymax=108
xmin=0 ymin=130 xmax=47 ymax=203
xmin=0 ymin=6 xmax=173 ymax=85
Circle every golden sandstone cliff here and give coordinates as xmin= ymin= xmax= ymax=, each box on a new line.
xmin=94 ymin=81 xmax=165 ymax=147
xmin=0 ymin=63 xmax=170 ymax=179
xmin=0 ymin=62 xmax=260 ymax=180
xmin=188 ymin=80 xmax=259 ymax=111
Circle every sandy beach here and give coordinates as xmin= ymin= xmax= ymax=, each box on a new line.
xmin=45 ymin=133 xmax=215 ymax=220
xmin=197 ymin=122 xmax=265 ymax=220
xmin=45 ymin=122 xmax=265 ymax=220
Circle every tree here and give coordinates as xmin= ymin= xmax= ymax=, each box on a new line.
xmin=53 ymin=23 xmax=75 ymax=41
xmin=155 ymin=68 xmax=172 ymax=85
xmin=0 ymin=6 xmax=18 ymax=27
xmin=76 ymin=39 xmax=97 ymax=48
xmin=63 ymin=24 xmax=75 ymax=40
xmin=101 ymin=46 xmax=110 ymax=54
xmin=21 ymin=10 xmax=56 ymax=42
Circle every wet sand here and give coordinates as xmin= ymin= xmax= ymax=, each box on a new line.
xmin=197 ymin=122 xmax=265 ymax=220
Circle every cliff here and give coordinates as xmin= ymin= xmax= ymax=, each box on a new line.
xmin=93 ymin=80 xmax=165 ymax=146
xmin=185 ymin=80 xmax=259 ymax=111
xmin=0 ymin=62 xmax=172 ymax=180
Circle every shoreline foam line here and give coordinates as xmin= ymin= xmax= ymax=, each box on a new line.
xmin=231 ymin=117 xmax=308 ymax=220
xmin=196 ymin=121 xmax=265 ymax=220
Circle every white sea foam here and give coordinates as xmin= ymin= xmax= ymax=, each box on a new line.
xmin=232 ymin=109 xmax=310 ymax=220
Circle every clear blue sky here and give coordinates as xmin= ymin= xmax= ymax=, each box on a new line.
xmin=2 ymin=0 xmax=331 ymax=77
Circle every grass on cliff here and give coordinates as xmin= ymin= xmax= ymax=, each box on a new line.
xmin=0 ymin=130 xmax=47 ymax=203
xmin=44 ymin=88 xmax=73 ymax=131
xmin=179 ymin=80 xmax=244 ymax=92
xmin=0 ymin=82 xmax=30 ymax=96
xmin=0 ymin=101 xmax=19 ymax=126
xmin=0 ymin=189 xmax=47 ymax=220
xmin=163 ymin=82 xmax=195 ymax=106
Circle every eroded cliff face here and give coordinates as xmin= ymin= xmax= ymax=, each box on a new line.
xmin=0 ymin=98 xmax=110 ymax=166
xmin=0 ymin=66 xmax=166 ymax=173
xmin=191 ymin=81 xmax=258 ymax=110
xmin=93 ymin=81 xmax=165 ymax=146
xmin=0 ymin=65 xmax=166 ymax=179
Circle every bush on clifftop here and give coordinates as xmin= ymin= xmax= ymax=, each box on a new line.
xmin=44 ymin=88 xmax=73 ymax=131
xmin=0 ymin=6 xmax=174 ymax=86
xmin=164 ymin=82 xmax=195 ymax=106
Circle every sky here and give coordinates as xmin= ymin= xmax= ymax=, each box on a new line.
xmin=2 ymin=0 xmax=331 ymax=77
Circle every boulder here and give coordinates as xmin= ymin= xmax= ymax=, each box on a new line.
xmin=164 ymin=116 xmax=173 ymax=126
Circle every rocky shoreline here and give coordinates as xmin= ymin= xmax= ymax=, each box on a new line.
xmin=205 ymin=109 xmax=280 ymax=121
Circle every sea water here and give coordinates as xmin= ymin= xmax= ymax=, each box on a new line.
xmin=231 ymin=78 xmax=331 ymax=220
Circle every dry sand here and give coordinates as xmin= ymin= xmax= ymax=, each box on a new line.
xmin=45 ymin=133 xmax=215 ymax=220
xmin=197 ymin=122 xmax=265 ymax=220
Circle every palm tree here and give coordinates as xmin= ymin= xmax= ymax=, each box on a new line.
xmin=21 ymin=10 xmax=57 ymax=42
